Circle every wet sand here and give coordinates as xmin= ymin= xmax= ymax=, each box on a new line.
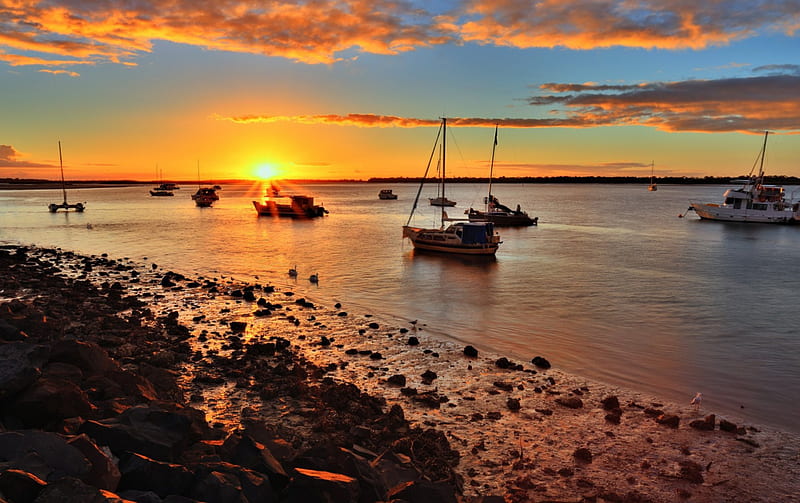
xmin=3 ymin=245 xmax=799 ymax=502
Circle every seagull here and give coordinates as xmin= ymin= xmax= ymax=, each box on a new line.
xmin=309 ymin=273 xmax=319 ymax=283
xmin=690 ymin=392 xmax=703 ymax=407
xmin=288 ymin=265 xmax=298 ymax=277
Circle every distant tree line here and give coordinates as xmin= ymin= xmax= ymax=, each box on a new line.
xmin=366 ymin=175 xmax=800 ymax=185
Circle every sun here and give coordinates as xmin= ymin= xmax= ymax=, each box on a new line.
xmin=253 ymin=163 xmax=280 ymax=180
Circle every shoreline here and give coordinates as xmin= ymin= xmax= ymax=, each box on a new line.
xmin=2 ymin=245 xmax=799 ymax=502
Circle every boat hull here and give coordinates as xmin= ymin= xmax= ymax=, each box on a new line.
xmin=402 ymin=225 xmax=500 ymax=255
xmin=690 ymin=202 xmax=800 ymax=224
xmin=253 ymin=199 xmax=327 ymax=218
xmin=429 ymin=197 xmax=456 ymax=207
xmin=48 ymin=202 xmax=85 ymax=213
xmin=467 ymin=209 xmax=537 ymax=227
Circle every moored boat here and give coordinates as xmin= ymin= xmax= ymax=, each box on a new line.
xmin=403 ymin=118 xmax=502 ymax=256
xmin=466 ymin=125 xmax=537 ymax=227
xmin=687 ymin=131 xmax=800 ymax=224
xmin=253 ymin=194 xmax=328 ymax=218
xmin=150 ymin=187 xmax=174 ymax=196
xmin=192 ymin=187 xmax=219 ymax=207
xmin=48 ymin=141 xmax=86 ymax=213
xmin=379 ymin=189 xmax=398 ymax=200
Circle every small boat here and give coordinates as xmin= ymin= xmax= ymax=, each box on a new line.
xmin=379 ymin=189 xmax=398 ymax=200
xmin=648 ymin=161 xmax=658 ymax=191
xmin=429 ymin=196 xmax=456 ymax=207
xmin=191 ymin=162 xmax=219 ymax=207
xmin=466 ymin=125 xmax=538 ymax=227
xmin=150 ymin=187 xmax=174 ymax=196
xmin=403 ymin=118 xmax=502 ymax=256
xmin=253 ymin=194 xmax=328 ymax=218
xmin=687 ymin=131 xmax=800 ymax=224
xmin=192 ymin=187 xmax=219 ymax=207
xmin=48 ymin=141 xmax=85 ymax=212
xmin=159 ymin=182 xmax=179 ymax=190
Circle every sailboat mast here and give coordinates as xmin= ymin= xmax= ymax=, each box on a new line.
xmin=58 ymin=141 xmax=67 ymax=204
xmin=757 ymin=131 xmax=769 ymax=180
xmin=441 ymin=117 xmax=447 ymax=224
xmin=488 ymin=125 xmax=498 ymax=209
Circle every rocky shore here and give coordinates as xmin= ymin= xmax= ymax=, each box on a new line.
xmin=1 ymin=245 xmax=799 ymax=503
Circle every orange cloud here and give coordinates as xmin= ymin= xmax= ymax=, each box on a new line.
xmin=1 ymin=1 xmax=797 ymax=69
xmin=217 ymin=68 xmax=800 ymax=134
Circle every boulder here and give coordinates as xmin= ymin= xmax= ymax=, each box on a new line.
xmin=0 ymin=431 xmax=91 ymax=482
xmin=386 ymin=479 xmax=459 ymax=503
xmin=689 ymin=414 xmax=716 ymax=431
xmin=555 ymin=397 xmax=583 ymax=409
xmin=67 ymin=434 xmax=121 ymax=491
xmin=27 ymin=476 xmax=127 ymax=502
xmin=0 ymin=469 xmax=46 ymax=503
xmin=463 ymin=345 xmax=478 ymax=358
xmin=6 ymin=377 xmax=94 ymax=427
xmin=219 ymin=433 xmax=287 ymax=489
xmin=48 ymin=340 xmax=117 ymax=376
xmin=531 ymin=356 xmax=551 ymax=369
xmin=0 ymin=342 xmax=48 ymax=400
xmin=284 ymin=467 xmax=359 ymax=503
xmin=118 ymin=452 xmax=193 ymax=498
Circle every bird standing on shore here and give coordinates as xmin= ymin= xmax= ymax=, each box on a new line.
xmin=288 ymin=265 xmax=298 ymax=277
xmin=690 ymin=392 xmax=703 ymax=407
xmin=309 ymin=273 xmax=318 ymax=283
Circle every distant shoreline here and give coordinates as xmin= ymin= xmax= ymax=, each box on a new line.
xmin=3 ymin=174 xmax=800 ymax=190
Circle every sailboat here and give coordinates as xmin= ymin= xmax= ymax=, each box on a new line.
xmin=428 ymin=141 xmax=456 ymax=207
xmin=150 ymin=165 xmax=174 ymax=196
xmin=687 ymin=131 xmax=800 ymax=223
xmin=648 ymin=161 xmax=658 ymax=191
xmin=191 ymin=161 xmax=219 ymax=207
xmin=466 ymin=125 xmax=538 ymax=226
xmin=48 ymin=141 xmax=85 ymax=212
xmin=403 ymin=118 xmax=502 ymax=256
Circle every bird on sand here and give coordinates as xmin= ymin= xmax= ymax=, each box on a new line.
xmin=309 ymin=273 xmax=319 ymax=283
xmin=690 ymin=392 xmax=703 ymax=407
xmin=288 ymin=265 xmax=298 ymax=277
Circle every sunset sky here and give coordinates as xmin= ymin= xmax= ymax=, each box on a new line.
xmin=1 ymin=0 xmax=799 ymax=181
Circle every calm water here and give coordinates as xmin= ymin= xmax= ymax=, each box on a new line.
xmin=2 ymin=181 xmax=799 ymax=432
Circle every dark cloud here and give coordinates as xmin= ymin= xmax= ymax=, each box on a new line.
xmin=0 ymin=145 xmax=53 ymax=168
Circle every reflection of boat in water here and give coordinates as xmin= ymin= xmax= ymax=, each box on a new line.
xmin=253 ymin=194 xmax=328 ymax=218
xmin=403 ymin=118 xmax=502 ymax=256
xmin=687 ymin=131 xmax=800 ymax=224
xmin=379 ymin=189 xmax=398 ymax=200
xmin=48 ymin=141 xmax=85 ymax=213
xmin=466 ymin=125 xmax=537 ymax=227
xmin=192 ymin=187 xmax=219 ymax=207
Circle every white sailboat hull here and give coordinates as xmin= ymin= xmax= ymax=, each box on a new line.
xmin=402 ymin=225 xmax=500 ymax=255
xmin=690 ymin=202 xmax=800 ymax=224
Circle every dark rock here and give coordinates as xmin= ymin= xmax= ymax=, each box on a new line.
xmin=218 ymin=433 xmax=288 ymax=491
xmin=531 ymin=356 xmax=551 ymax=369
xmin=387 ymin=374 xmax=406 ymax=387
xmin=30 ymin=476 xmax=127 ymax=502
xmin=7 ymin=377 xmax=94 ymax=428
xmin=494 ymin=357 xmax=511 ymax=369
xmin=605 ymin=409 xmax=622 ymax=424
xmin=463 ymin=345 xmax=478 ymax=358
xmin=656 ymin=414 xmax=680 ymax=428
xmin=368 ymin=322 xmax=379 ymax=329
xmin=719 ymin=419 xmax=738 ymax=433
xmin=407 ymin=336 xmax=419 ymax=346
xmin=0 ymin=342 xmax=48 ymax=400
xmin=0 ymin=431 xmax=91 ymax=482
xmin=601 ymin=395 xmax=620 ymax=410
xmin=386 ymin=479 xmax=459 ymax=503
xmin=0 ymin=469 xmax=46 ymax=503
xmin=678 ymin=460 xmax=704 ymax=483
xmin=689 ymin=414 xmax=716 ymax=431
xmin=493 ymin=381 xmax=513 ymax=391
xmin=0 ymin=318 xmax=24 ymax=341
xmin=421 ymin=370 xmax=437 ymax=383
xmin=285 ymin=467 xmax=359 ymax=503
xmin=49 ymin=340 xmax=117 ymax=376
xmin=229 ymin=322 xmax=247 ymax=333
xmin=555 ymin=397 xmax=583 ymax=409
xmin=118 ymin=452 xmax=193 ymax=498
xmin=506 ymin=397 xmax=521 ymax=411
xmin=67 ymin=434 xmax=121 ymax=491
xmin=573 ymin=447 xmax=592 ymax=464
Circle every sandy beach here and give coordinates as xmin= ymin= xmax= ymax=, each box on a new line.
xmin=2 ymin=244 xmax=799 ymax=502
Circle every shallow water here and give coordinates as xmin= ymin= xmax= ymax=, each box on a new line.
xmin=2 ymin=181 xmax=799 ymax=432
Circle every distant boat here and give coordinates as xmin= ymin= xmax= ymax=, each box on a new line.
xmin=150 ymin=186 xmax=174 ymax=197
xmin=648 ymin=161 xmax=658 ymax=191
xmin=191 ymin=161 xmax=219 ymax=207
xmin=403 ymin=118 xmax=502 ymax=256
xmin=687 ymin=131 xmax=800 ymax=224
xmin=48 ymin=141 xmax=85 ymax=213
xmin=253 ymin=192 xmax=328 ymax=218
xmin=192 ymin=187 xmax=219 ymax=207
xmin=466 ymin=125 xmax=538 ymax=226
xmin=379 ymin=189 xmax=398 ymax=200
